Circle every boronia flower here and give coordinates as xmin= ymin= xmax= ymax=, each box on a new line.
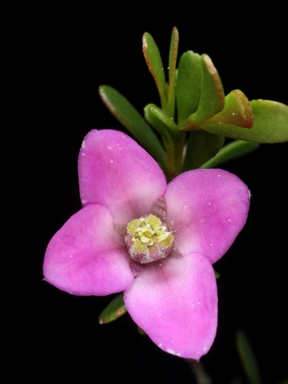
xmin=43 ymin=129 xmax=250 ymax=360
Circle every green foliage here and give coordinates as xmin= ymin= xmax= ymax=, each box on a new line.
xmin=99 ymin=27 xmax=287 ymax=179
xmin=201 ymin=100 xmax=288 ymax=143
xmin=236 ymin=330 xmax=263 ymax=384
xmin=99 ymin=85 xmax=167 ymax=171
xmin=98 ymin=293 xmax=127 ymax=324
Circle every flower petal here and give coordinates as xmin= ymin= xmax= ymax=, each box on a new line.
xmin=43 ymin=204 xmax=134 ymax=295
xmin=124 ymin=253 xmax=217 ymax=360
xmin=78 ymin=130 xmax=167 ymax=225
xmin=165 ymin=169 xmax=250 ymax=264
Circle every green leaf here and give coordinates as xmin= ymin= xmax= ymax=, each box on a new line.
xmin=145 ymin=103 xmax=185 ymax=178
xmin=190 ymin=54 xmax=225 ymax=122
xmin=176 ymin=51 xmax=202 ymax=123
xmin=183 ymin=131 xmax=224 ymax=170
xmin=236 ymin=329 xmax=263 ymax=384
xmin=167 ymin=26 xmax=179 ymax=118
xmin=201 ymin=140 xmax=260 ymax=168
xmin=142 ymin=32 xmax=167 ymax=109
xmin=98 ymin=293 xmax=127 ymax=324
xmin=250 ymin=99 xmax=288 ymax=142
xmin=144 ymin=103 xmax=180 ymax=144
xmin=99 ymin=85 xmax=167 ymax=169
xmin=201 ymin=100 xmax=288 ymax=143
xmin=204 ymin=89 xmax=253 ymax=128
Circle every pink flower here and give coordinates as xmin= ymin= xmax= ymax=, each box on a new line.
xmin=43 ymin=129 xmax=250 ymax=360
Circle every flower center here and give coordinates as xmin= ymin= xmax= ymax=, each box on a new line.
xmin=124 ymin=214 xmax=174 ymax=264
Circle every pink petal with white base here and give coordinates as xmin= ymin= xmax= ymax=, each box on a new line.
xmin=165 ymin=169 xmax=250 ymax=264
xmin=43 ymin=204 xmax=134 ymax=295
xmin=124 ymin=253 xmax=217 ymax=360
xmin=78 ymin=130 xmax=167 ymax=225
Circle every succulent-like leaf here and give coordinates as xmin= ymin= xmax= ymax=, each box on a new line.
xmin=201 ymin=100 xmax=288 ymax=143
xmin=182 ymin=131 xmax=225 ymax=170
xmin=203 ymin=89 xmax=253 ymax=128
xmin=250 ymin=100 xmax=288 ymax=142
xmin=167 ymin=26 xmax=179 ymax=118
xmin=98 ymin=293 xmax=127 ymax=324
xmin=99 ymin=85 xmax=167 ymax=168
xmin=176 ymin=51 xmax=202 ymax=123
xmin=236 ymin=330 xmax=263 ymax=384
xmin=144 ymin=103 xmax=185 ymax=178
xmin=201 ymin=140 xmax=260 ymax=168
xmin=144 ymin=103 xmax=180 ymax=143
xmin=190 ymin=54 xmax=225 ymax=122
xmin=142 ymin=32 xmax=167 ymax=108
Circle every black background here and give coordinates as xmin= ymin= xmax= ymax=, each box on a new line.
xmin=22 ymin=4 xmax=288 ymax=383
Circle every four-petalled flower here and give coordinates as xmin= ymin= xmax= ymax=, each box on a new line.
xmin=43 ymin=129 xmax=250 ymax=360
